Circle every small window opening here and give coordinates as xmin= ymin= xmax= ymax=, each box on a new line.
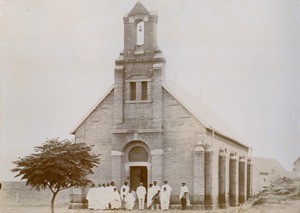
xmin=130 ymin=82 xmax=136 ymax=101
xmin=141 ymin=81 xmax=148 ymax=100
xmin=137 ymin=22 xmax=144 ymax=46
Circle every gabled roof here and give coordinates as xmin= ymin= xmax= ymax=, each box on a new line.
xmin=128 ymin=1 xmax=149 ymax=16
xmin=71 ymin=79 xmax=250 ymax=150
xmin=162 ymin=79 xmax=249 ymax=148
xmin=252 ymin=157 xmax=287 ymax=174
xmin=70 ymin=85 xmax=114 ymax=134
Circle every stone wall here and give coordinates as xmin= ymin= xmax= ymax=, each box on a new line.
xmin=75 ymin=90 xmax=115 ymax=185
xmin=162 ymin=88 xmax=206 ymax=203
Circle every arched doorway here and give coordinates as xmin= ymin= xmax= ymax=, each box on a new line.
xmin=122 ymin=141 xmax=151 ymax=191
xmin=129 ymin=146 xmax=148 ymax=190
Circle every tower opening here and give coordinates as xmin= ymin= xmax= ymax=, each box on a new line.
xmin=136 ymin=21 xmax=144 ymax=46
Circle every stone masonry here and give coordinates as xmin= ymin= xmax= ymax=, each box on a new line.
xmin=69 ymin=2 xmax=252 ymax=210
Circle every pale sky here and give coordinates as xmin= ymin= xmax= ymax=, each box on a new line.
xmin=0 ymin=0 xmax=299 ymax=181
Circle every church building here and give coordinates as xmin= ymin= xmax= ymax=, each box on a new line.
xmin=70 ymin=2 xmax=252 ymax=210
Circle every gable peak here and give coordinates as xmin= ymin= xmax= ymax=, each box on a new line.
xmin=129 ymin=1 xmax=149 ymax=16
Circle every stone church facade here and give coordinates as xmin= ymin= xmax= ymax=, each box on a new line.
xmin=70 ymin=2 xmax=252 ymax=210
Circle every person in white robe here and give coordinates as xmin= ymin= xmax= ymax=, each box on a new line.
xmin=136 ymin=182 xmax=147 ymax=209
xmin=120 ymin=187 xmax=128 ymax=209
xmin=161 ymin=181 xmax=172 ymax=210
xmin=107 ymin=182 xmax=113 ymax=208
xmin=148 ymin=190 xmax=160 ymax=210
xmin=110 ymin=187 xmax=121 ymax=210
xmin=86 ymin=183 xmax=96 ymax=210
xmin=120 ymin=181 xmax=130 ymax=196
xmin=111 ymin=181 xmax=117 ymax=191
xmin=125 ymin=189 xmax=136 ymax=210
xmin=151 ymin=181 xmax=160 ymax=210
xmin=152 ymin=181 xmax=160 ymax=194
xmin=146 ymin=183 xmax=154 ymax=208
xmin=179 ymin=182 xmax=189 ymax=210
xmin=100 ymin=183 xmax=108 ymax=210
xmin=120 ymin=181 xmax=129 ymax=210
xmin=93 ymin=183 xmax=102 ymax=210
xmin=160 ymin=187 xmax=170 ymax=211
xmin=106 ymin=183 xmax=114 ymax=209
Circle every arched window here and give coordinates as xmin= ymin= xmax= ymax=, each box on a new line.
xmin=137 ymin=22 xmax=144 ymax=46
xmin=129 ymin=146 xmax=148 ymax=162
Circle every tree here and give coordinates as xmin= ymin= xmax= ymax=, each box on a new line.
xmin=11 ymin=138 xmax=100 ymax=213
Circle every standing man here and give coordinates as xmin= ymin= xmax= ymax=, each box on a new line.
xmin=94 ymin=183 xmax=102 ymax=210
xmin=136 ymin=182 xmax=147 ymax=210
xmin=86 ymin=183 xmax=96 ymax=210
xmin=146 ymin=183 xmax=154 ymax=208
xmin=120 ymin=181 xmax=130 ymax=195
xmin=161 ymin=180 xmax=172 ymax=209
xmin=160 ymin=187 xmax=170 ymax=211
xmin=152 ymin=180 xmax=160 ymax=194
xmin=111 ymin=181 xmax=117 ymax=190
xmin=125 ymin=189 xmax=136 ymax=210
xmin=107 ymin=182 xmax=114 ymax=209
xmin=179 ymin=182 xmax=189 ymax=210
xmin=111 ymin=187 xmax=121 ymax=210
xmin=100 ymin=183 xmax=108 ymax=210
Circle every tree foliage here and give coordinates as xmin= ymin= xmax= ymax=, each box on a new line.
xmin=11 ymin=138 xmax=100 ymax=213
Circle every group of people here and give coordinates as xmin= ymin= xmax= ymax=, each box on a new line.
xmin=86 ymin=180 xmax=190 ymax=211
xmin=86 ymin=181 xmax=126 ymax=210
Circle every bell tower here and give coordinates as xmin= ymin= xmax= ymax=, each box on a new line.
xmin=112 ymin=1 xmax=166 ymax=187
xmin=123 ymin=1 xmax=158 ymax=57
xmin=113 ymin=1 xmax=165 ymax=130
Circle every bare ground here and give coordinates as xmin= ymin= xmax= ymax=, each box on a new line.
xmin=1 ymin=178 xmax=300 ymax=213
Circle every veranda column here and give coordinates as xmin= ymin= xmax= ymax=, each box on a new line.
xmin=193 ymin=143 xmax=205 ymax=207
xmin=219 ymin=148 xmax=227 ymax=208
xmin=229 ymin=153 xmax=238 ymax=207
xmin=111 ymin=151 xmax=123 ymax=188
xmin=239 ymin=156 xmax=246 ymax=204
xmin=247 ymin=158 xmax=252 ymax=199
xmin=204 ymin=146 xmax=214 ymax=210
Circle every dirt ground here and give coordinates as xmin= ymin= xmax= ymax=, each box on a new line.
xmin=1 ymin=178 xmax=300 ymax=213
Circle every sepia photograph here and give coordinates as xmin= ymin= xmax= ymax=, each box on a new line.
xmin=0 ymin=0 xmax=300 ymax=212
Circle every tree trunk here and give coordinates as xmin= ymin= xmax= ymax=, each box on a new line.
xmin=51 ymin=191 xmax=58 ymax=213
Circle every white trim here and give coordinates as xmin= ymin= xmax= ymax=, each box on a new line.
xmin=125 ymin=162 xmax=151 ymax=172
xmin=153 ymin=63 xmax=163 ymax=69
xmin=115 ymin=65 xmax=123 ymax=70
xmin=125 ymin=79 xmax=152 ymax=83
xmin=111 ymin=151 xmax=124 ymax=156
xmin=151 ymin=149 xmax=164 ymax=155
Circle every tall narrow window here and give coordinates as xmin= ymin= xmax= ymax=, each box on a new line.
xmin=130 ymin=82 xmax=136 ymax=101
xmin=141 ymin=81 xmax=147 ymax=100
xmin=137 ymin=22 xmax=144 ymax=46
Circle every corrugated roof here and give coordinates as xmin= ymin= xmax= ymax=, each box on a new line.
xmin=252 ymin=157 xmax=287 ymax=174
xmin=162 ymin=79 xmax=249 ymax=147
